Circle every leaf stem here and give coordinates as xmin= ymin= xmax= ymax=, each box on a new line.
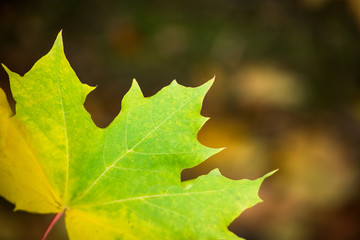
xmin=41 ymin=210 xmax=65 ymax=240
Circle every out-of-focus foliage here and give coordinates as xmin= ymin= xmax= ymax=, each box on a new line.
xmin=1 ymin=0 xmax=360 ymax=239
xmin=348 ymin=0 xmax=360 ymax=29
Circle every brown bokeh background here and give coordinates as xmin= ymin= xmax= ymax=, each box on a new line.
xmin=1 ymin=0 xmax=360 ymax=239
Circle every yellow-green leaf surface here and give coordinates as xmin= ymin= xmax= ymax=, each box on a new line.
xmin=0 ymin=32 xmax=273 ymax=239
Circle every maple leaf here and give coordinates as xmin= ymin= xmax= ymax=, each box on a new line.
xmin=0 ymin=32 xmax=274 ymax=240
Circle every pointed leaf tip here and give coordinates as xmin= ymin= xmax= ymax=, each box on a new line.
xmin=1 ymin=64 xmax=17 ymax=78
xmin=207 ymin=77 xmax=215 ymax=86
xmin=256 ymin=169 xmax=278 ymax=184
xmin=195 ymin=78 xmax=214 ymax=97
xmin=208 ymin=168 xmax=221 ymax=176
xmin=264 ymin=169 xmax=279 ymax=178
xmin=84 ymin=84 xmax=97 ymax=94
xmin=52 ymin=31 xmax=64 ymax=52
xmin=131 ymin=78 xmax=140 ymax=89
xmin=129 ymin=78 xmax=143 ymax=97
xmin=56 ymin=30 xmax=63 ymax=41
xmin=1 ymin=63 xmax=10 ymax=73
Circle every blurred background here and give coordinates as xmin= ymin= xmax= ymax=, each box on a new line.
xmin=1 ymin=0 xmax=360 ymax=239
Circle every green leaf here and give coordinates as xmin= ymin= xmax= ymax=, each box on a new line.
xmin=0 ymin=32 xmax=274 ymax=239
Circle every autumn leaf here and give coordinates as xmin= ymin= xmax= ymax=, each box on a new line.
xmin=0 ymin=31 xmax=274 ymax=240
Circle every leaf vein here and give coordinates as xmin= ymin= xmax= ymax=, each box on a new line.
xmin=55 ymin=45 xmax=70 ymax=202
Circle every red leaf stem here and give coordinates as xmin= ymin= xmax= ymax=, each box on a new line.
xmin=41 ymin=210 xmax=65 ymax=240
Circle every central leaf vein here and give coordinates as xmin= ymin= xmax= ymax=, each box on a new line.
xmin=56 ymin=46 xmax=70 ymax=204
xmin=78 ymin=187 xmax=238 ymax=208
